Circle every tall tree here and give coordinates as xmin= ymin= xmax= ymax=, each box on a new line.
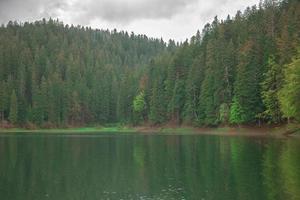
xmin=261 ymin=56 xmax=283 ymax=123
xmin=278 ymin=49 xmax=300 ymax=122
xmin=133 ymin=91 xmax=146 ymax=124
xmin=8 ymin=90 xmax=18 ymax=125
xmin=0 ymin=81 xmax=5 ymax=122
xmin=231 ymin=40 xmax=264 ymax=124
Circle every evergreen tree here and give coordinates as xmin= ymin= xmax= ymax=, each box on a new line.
xmin=232 ymin=40 xmax=264 ymax=123
xmin=31 ymin=84 xmax=44 ymax=125
xmin=17 ymin=96 xmax=27 ymax=125
xmin=0 ymin=81 xmax=5 ymax=122
xmin=261 ymin=56 xmax=283 ymax=123
xmin=230 ymin=96 xmax=245 ymax=124
xmin=8 ymin=90 xmax=18 ymax=124
xmin=278 ymin=49 xmax=300 ymax=122
xmin=149 ymin=79 xmax=166 ymax=124
xmin=170 ymin=79 xmax=185 ymax=124
xmin=133 ymin=91 xmax=146 ymax=124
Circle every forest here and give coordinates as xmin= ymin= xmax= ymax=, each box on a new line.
xmin=0 ymin=0 xmax=299 ymax=128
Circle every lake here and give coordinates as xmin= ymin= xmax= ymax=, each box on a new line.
xmin=0 ymin=133 xmax=299 ymax=200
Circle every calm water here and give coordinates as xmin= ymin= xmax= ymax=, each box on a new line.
xmin=0 ymin=133 xmax=300 ymax=200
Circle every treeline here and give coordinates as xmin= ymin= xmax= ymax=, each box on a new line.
xmin=0 ymin=0 xmax=299 ymax=128
xmin=137 ymin=0 xmax=300 ymax=126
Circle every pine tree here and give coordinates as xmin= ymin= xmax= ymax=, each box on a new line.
xmin=9 ymin=90 xmax=18 ymax=124
xmin=69 ymin=91 xmax=81 ymax=125
xmin=170 ymin=79 xmax=185 ymax=124
xmin=199 ymin=67 xmax=216 ymax=125
xmin=183 ymin=48 xmax=205 ymax=123
xmin=17 ymin=96 xmax=27 ymax=125
xmin=149 ymin=79 xmax=166 ymax=124
xmin=232 ymin=40 xmax=264 ymax=123
xmin=261 ymin=56 xmax=283 ymax=123
xmin=0 ymin=81 xmax=5 ymax=122
xmin=31 ymin=84 xmax=44 ymax=126
xmin=229 ymin=96 xmax=245 ymax=124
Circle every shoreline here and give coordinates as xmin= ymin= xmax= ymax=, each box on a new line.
xmin=0 ymin=124 xmax=299 ymax=138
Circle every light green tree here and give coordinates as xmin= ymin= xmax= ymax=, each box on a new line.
xmin=278 ymin=49 xmax=300 ymax=122
xmin=133 ymin=91 xmax=146 ymax=123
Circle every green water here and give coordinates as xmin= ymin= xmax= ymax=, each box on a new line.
xmin=0 ymin=134 xmax=299 ymax=200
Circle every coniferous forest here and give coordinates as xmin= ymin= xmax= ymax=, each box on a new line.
xmin=0 ymin=0 xmax=299 ymax=128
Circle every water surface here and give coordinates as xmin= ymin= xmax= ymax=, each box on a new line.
xmin=0 ymin=133 xmax=299 ymax=200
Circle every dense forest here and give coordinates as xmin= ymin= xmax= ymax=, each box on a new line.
xmin=0 ymin=0 xmax=299 ymax=128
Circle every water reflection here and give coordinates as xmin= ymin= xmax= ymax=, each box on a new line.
xmin=0 ymin=134 xmax=299 ymax=200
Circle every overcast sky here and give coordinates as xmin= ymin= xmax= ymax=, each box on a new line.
xmin=0 ymin=0 xmax=259 ymax=41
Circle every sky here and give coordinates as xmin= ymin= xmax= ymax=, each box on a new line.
xmin=0 ymin=0 xmax=260 ymax=41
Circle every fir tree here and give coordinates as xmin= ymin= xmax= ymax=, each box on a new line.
xmin=9 ymin=90 xmax=18 ymax=124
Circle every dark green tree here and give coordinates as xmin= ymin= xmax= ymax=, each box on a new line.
xmin=8 ymin=90 xmax=18 ymax=125
xmin=261 ymin=56 xmax=283 ymax=123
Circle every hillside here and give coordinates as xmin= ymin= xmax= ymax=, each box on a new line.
xmin=0 ymin=19 xmax=168 ymax=127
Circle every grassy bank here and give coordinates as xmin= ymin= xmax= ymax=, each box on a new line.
xmin=0 ymin=126 xmax=136 ymax=134
xmin=0 ymin=124 xmax=299 ymax=137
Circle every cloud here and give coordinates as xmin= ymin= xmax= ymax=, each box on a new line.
xmin=0 ymin=0 xmax=260 ymax=40
xmin=0 ymin=0 xmax=65 ymax=23
xmin=71 ymin=0 xmax=198 ymax=24
xmin=0 ymin=0 xmax=199 ymax=24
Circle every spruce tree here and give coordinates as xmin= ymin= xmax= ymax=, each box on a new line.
xmin=0 ymin=81 xmax=5 ymax=122
xmin=9 ymin=90 xmax=18 ymax=125
xmin=261 ymin=56 xmax=283 ymax=123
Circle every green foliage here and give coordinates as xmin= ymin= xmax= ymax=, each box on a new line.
xmin=149 ymin=80 xmax=166 ymax=124
xmin=133 ymin=91 xmax=146 ymax=113
xmin=183 ymin=66 xmax=201 ymax=123
xmin=170 ymin=79 xmax=186 ymax=123
xmin=261 ymin=56 xmax=283 ymax=123
xmin=219 ymin=103 xmax=230 ymax=124
xmin=8 ymin=90 xmax=18 ymax=124
xmin=32 ymin=85 xmax=44 ymax=125
xmin=17 ymin=96 xmax=27 ymax=125
xmin=278 ymin=50 xmax=300 ymax=122
xmin=199 ymin=67 xmax=216 ymax=125
xmin=232 ymin=40 xmax=264 ymax=123
xmin=230 ymin=97 xmax=245 ymax=124
xmin=0 ymin=81 xmax=5 ymax=121
xmin=133 ymin=91 xmax=146 ymax=123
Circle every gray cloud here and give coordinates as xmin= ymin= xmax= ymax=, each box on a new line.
xmin=0 ymin=0 xmax=259 ymax=40
xmin=0 ymin=0 xmax=198 ymax=24
xmin=73 ymin=0 xmax=198 ymax=24
xmin=0 ymin=0 xmax=64 ymax=23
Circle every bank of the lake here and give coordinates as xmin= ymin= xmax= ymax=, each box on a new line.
xmin=136 ymin=124 xmax=300 ymax=137
xmin=0 ymin=124 xmax=299 ymax=137
xmin=0 ymin=126 xmax=135 ymax=134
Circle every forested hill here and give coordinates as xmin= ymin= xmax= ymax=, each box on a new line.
xmin=0 ymin=0 xmax=299 ymax=128
xmin=0 ymin=19 xmax=170 ymax=126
